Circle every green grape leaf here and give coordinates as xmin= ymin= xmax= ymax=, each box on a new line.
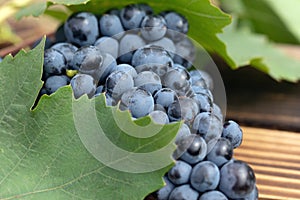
xmin=0 ymin=39 xmax=181 ymax=200
xmin=220 ymin=0 xmax=300 ymax=44
xmin=15 ymin=2 xmax=48 ymax=20
xmin=218 ymin=21 xmax=300 ymax=82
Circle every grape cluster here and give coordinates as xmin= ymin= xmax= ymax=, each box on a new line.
xmin=39 ymin=3 xmax=258 ymax=200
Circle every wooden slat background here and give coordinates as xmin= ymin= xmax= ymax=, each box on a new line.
xmin=236 ymin=127 xmax=300 ymax=200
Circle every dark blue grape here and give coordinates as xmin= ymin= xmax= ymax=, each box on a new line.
xmin=190 ymin=161 xmax=220 ymax=192
xmin=134 ymin=71 xmax=162 ymax=95
xmin=44 ymin=75 xmax=69 ymax=94
xmin=113 ymin=64 xmax=137 ymax=78
xmin=168 ymin=160 xmax=192 ymax=185
xmin=99 ymin=14 xmax=124 ymax=38
xmin=162 ymin=11 xmax=188 ymax=42
xmin=149 ymin=110 xmax=169 ymax=124
xmin=157 ymin=176 xmax=175 ymax=200
xmin=71 ymin=45 xmax=102 ymax=71
xmin=119 ymin=34 xmax=146 ymax=63
xmin=192 ymin=112 xmax=223 ymax=153
xmin=70 ymin=73 xmax=96 ymax=99
xmin=127 ymin=88 xmax=154 ymax=118
xmin=64 ymin=12 xmax=99 ymax=46
xmin=105 ymin=70 xmax=134 ymax=100
xmin=162 ymin=68 xmax=191 ymax=96
xmin=154 ymin=88 xmax=178 ymax=110
xmin=120 ymin=4 xmax=146 ymax=30
xmin=167 ymin=97 xmax=199 ymax=126
xmin=43 ymin=48 xmax=67 ymax=75
xmin=174 ymin=134 xmax=207 ymax=164
xmin=141 ymin=15 xmax=167 ymax=42
xmin=168 ymin=184 xmax=199 ymax=200
xmin=132 ymin=45 xmax=173 ymax=70
xmin=222 ymin=120 xmax=243 ymax=148
xmin=219 ymin=160 xmax=256 ymax=199
xmin=94 ymin=36 xmax=119 ymax=59
xmin=51 ymin=42 xmax=78 ymax=68
xmin=206 ymin=137 xmax=233 ymax=167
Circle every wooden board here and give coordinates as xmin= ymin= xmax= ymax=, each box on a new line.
xmin=236 ymin=126 xmax=300 ymax=200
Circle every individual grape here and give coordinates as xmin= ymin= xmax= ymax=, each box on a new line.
xmin=154 ymin=88 xmax=178 ymax=110
xmin=141 ymin=15 xmax=167 ymax=42
xmin=127 ymin=88 xmax=154 ymax=118
xmin=119 ymin=87 xmax=138 ymax=111
xmin=157 ymin=176 xmax=175 ymax=200
xmin=162 ymin=11 xmax=188 ymax=42
xmin=189 ymin=69 xmax=208 ymax=89
xmin=193 ymin=92 xmax=213 ymax=112
xmin=222 ymin=120 xmax=243 ymax=148
xmin=97 ymin=53 xmax=118 ymax=84
xmin=51 ymin=42 xmax=78 ymax=68
xmin=174 ymin=134 xmax=207 ymax=164
xmin=175 ymin=123 xmax=191 ymax=144
xmin=167 ymin=97 xmax=199 ymax=126
xmin=192 ymin=112 xmax=223 ymax=152
xmin=219 ymin=160 xmax=256 ymax=199
xmin=162 ymin=68 xmax=191 ymax=96
xmin=173 ymin=36 xmax=196 ymax=69
xmin=131 ymin=45 xmax=173 ymax=70
xmin=206 ymin=137 xmax=233 ymax=167
xmin=112 ymin=64 xmax=137 ymax=78
xmin=149 ymin=110 xmax=169 ymax=124
xmin=99 ymin=14 xmax=124 ymax=38
xmin=64 ymin=12 xmax=99 ymax=46
xmin=168 ymin=184 xmax=199 ymax=200
xmin=94 ymin=36 xmax=119 ymax=59
xmin=119 ymin=33 xmax=146 ymax=63
xmin=134 ymin=71 xmax=162 ymax=95
xmin=150 ymin=37 xmax=176 ymax=58
xmin=71 ymin=45 xmax=102 ymax=71
xmin=168 ymin=160 xmax=192 ymax=185
xmin=190 ymin=161 xmax=220 ymax=192
xmin=119 ymin=4 xmax=146 ymax=30
xmin=105 ymin=70 xmax=134 ymax=100
xmin=43 ymin=48 xmax=67 ymax=75
xmin=199 ymin=191 xmax=228 ymax=200
xmin=44 ymin=75 xmax=69 ymax=94
xmin=70 ymin=73 xmax=96 ymax=99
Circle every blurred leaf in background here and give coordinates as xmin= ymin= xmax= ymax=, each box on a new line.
xmin=219 ymin=0 xmax=300 ymax=82
xmin=221 ymin=0 xmax=300 ymax=44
